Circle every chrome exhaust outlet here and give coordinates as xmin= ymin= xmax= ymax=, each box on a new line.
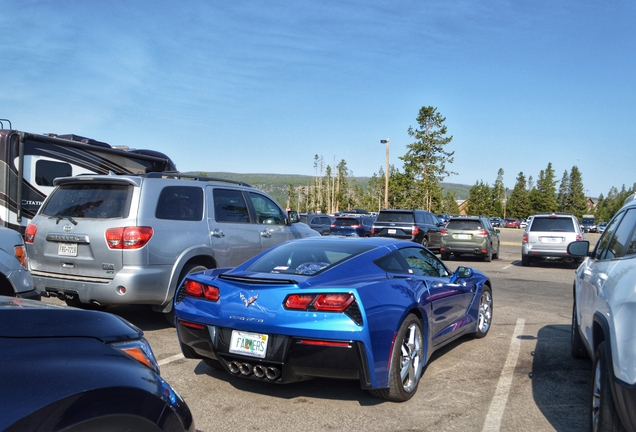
xmin=265 ymin=366 xmax=281 ymax=380
xmin=253 ymin=364 xmax=266 ymax=378
xmin=228 ymin=361 xmax=241 ymax=374
xmin=239 ymin=363 xmax=252 ymax=375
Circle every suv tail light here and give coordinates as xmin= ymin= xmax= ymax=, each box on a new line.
xmin=576 ymin=234 xmax=582 ymax=241
xmin=25 ymin=223 xmax=37 ymax=243
xmin=476 ymin=229 xmax=488 ymax=238
xmin=441 ymin=228 xmax=448 ymax=236
xmin=523 ymin=233 xmax=528 ymax=243
xmin=106 ymin=227 xmax=154 ymax=249
xmin=412 ymin=225 xmax=419 ymax=236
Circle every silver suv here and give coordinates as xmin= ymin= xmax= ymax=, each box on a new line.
xmin=0 ymin=226 xmax=38 ymax=299
xmin=25 ymin=173 xmax=318 ymax=320
xmin=568 ymin=194 xmax=636 ymax=431
xmin=521 ymin=213 xmax=583 ymax=266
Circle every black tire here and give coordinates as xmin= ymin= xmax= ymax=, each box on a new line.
xmin=493 ymin=244 xmax=499 ymax=260
xmin=203 ymin=358 xmax=225 ymax=370
xmin=164 ymin=263 xmax=209 ymax=325
xmin=371 ymin=314 xmax=424 ymax=402
xmin=441 ymin=252 xmax=450 ymax=260
xmin=521 ymin=256 xmax=530 ymax=266
xmin=484 ymin=247 xmax=492 ymax=262
xmin=591 ymin=341 xmax=624 ymax=432
xmin=474 ymin=286 xmax=493 ymax=338
xmin=421 ymin=237 xmax=429 ymax=249
xmin=571 ymin=302 xmax=589 ymax=359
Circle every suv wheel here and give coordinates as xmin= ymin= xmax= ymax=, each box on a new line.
xmin=484 ymin=247 xmax=492 ymax=262
xmin=421 ymin=237 xmax=429 ymax=248
xmin=571 ymin=302 xmax=589 ymax=359
xmin=521 ymin=256 xmax=530 ymax=266
xmin=591 ymin=341 xmax=623 ymax=432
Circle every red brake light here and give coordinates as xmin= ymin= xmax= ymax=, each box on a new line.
xmin=576 ymin=234 xmax=582 ymax=241
xmin=351 ymin=224 xmax=360 ymax=229
xmin=314 ymin=293 xmax=354 ymax=311
xmin=285 ymin=294 xmax=315 ymax=309
xmin=25 ymin=223 xmax=37 ymax=243
xmin=476 ymin=229 xmax=488 ymax=238
xmin=184 ymin=280 xmax=219 ymax=301
xmin=412 ymin=225 xmax=419 ymax=236
xmin=441 ymin=228 xmax=448 ymax=236
xmin=106 ymin=227 xmax=153 ymax=249
xmin=523 ymin=233 xmax=529 ymax=243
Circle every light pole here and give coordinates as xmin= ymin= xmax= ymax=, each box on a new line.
xmin=380 ymin=139 xmax=389 ymax=209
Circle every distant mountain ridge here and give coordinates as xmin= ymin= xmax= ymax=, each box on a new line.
xmin=184 ymin=171 xmax=472 ymax=202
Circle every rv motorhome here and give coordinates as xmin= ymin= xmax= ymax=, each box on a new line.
xmin=0 ymin=119 xmax=177 ymax=233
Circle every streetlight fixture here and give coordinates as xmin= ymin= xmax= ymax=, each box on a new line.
xmin=380 ymin=139 xmax=389 ymax=210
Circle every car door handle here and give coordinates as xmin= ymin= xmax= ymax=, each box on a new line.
xmin=260 ymin=230 xmax=272 ymax=238
xmin=211 ymin=229 xmax=225 ymax=238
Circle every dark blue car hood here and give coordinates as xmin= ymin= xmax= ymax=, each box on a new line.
xmin=0 ymin=296 xmax=141 ymax=342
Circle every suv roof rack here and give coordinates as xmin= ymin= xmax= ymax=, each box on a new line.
xmin=145 ymin=172 xmax=252 ymax=187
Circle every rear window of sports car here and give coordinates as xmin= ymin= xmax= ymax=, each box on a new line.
xmin=246 ymin=241 xmax=376 ymax=276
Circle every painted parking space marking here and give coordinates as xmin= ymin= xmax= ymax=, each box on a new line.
xmin=158 ymin=353 xmax=185 ymax=366
xmin=482 ymin=318 xmax=525 ymax=432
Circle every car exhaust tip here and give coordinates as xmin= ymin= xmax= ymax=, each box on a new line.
xmin=265 ymin=366 xmax=281 ymax=380
xmin=228 ymin=361 xmax=241 ymax=374
xmin=239 ymin=363 xmax=252 ymax=375
xmin=253 ymin=364 xmax=266 ymax=378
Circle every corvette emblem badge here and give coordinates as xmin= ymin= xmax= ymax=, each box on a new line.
xmin=240 ymin=292 xmax=258 ymax=308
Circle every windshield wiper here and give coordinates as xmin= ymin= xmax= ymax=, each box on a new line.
xmin=55 ymin=216 xmax=78 ymax=225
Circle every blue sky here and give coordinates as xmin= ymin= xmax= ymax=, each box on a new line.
xmin=3 ymin=1 xmax=634 ymax=198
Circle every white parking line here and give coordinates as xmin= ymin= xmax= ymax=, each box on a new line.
xmin=482 ymin=318 xmax=525 ymax=432
xmin=502 ymin=264 xmax=513 ymax=270
xmin=158 ymin=353 xmax=185 ymax=366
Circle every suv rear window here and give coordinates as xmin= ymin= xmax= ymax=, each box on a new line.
xmin=333 ymin=218 xmax=359 ymax=227
xmin=446 ymin=220 xmax=482 ymax=230
xmin=41 ymin=184 xmax=131 ymax=219
xmin=376 ymin=212 xmax=414 ymax=223
xmin=530 ymin=217 xmax=575 ymax=232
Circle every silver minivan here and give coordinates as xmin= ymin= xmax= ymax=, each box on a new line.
xmin=25 ymin=173 xmax=318 ymax=320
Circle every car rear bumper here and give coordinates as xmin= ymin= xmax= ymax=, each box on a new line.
xmin=176 ymin=319 xmax=373 ymax=388
xmin=441 ymin=243 xmax=488 ymax=255
xmin=31 ymin=265 xmax=172 ymax=306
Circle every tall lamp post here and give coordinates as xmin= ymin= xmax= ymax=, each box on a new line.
xmin=380 ymin=139 xmax=389 ymax=209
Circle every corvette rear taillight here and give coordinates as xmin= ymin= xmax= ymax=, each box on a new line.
xmin=106 ymin=227 xmax=153 ymax=249
xmin=284 ymin=293 xmax=355 ymax=312
xmin=184 ymin=279 xmax=219 ymax=301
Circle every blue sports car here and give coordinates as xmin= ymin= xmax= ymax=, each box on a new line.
xmin=174 ymin=237 xmax=493 ymax=402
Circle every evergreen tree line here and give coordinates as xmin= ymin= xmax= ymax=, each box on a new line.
xmin=285 ymin=106 xmax=633 ymax=223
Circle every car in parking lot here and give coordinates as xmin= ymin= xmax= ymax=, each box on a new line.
xmin=0 ymin=226 xmax=39 ymax=300
xmin=329 ymin=216 xmax=374 ymax=237
xmin=25 ymin=172 xmax=318 ymax=321
xmin=0 ymin=295 xmax=195 ymax=431
xmin=521 ymin=213 xmax=583 ymax=266
xmin=597 ymin=221 xmax=608 ymax=234
xmin=372 ymin=209 xmax=443 ymax=250
xmin=440 ymin=216 xmax=500 ymax=262
xmin=174 ymin=236 xmax=493 ymax=402
xmin=489 ymin=217 xmax=503 ymax=228
xmin=568 ymin=194 xmax=636 ymax=431
xmin=299 ymin=213 xmax=334 ymax=236
xmin=504 ymin=218 xmax=520 ymax=228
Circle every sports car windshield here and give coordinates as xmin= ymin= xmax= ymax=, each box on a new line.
xmin=246 ymin=241 xmax=376 ymax=276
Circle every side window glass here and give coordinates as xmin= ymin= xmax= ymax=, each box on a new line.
xmin=603 ymin=209 xmax=636 ymax=259
xmin=213 ymin=189 xmax=250 ymax=223
xmin=156 ymin=186 xmax=203 ymax=221
xmin=249 ymin=192 xmax=285 ymax=225
xmin=595 ymin=212 xmax=624 ymax=259
xmin=374 ymin=251 xmax=411 ymax=274
xmin=35 ymin=160 xmax=72 ymax=186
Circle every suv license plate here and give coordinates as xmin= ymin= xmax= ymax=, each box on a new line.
xmin=229 ymin=330 xmax=268 ymax=358
xmin=58 ymin=243 xmax=78 ymax=257
xmin=388 ymin=229 xmax=396 ymax=234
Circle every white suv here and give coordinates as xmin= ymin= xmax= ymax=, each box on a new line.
xmin=569 ymin=194 xmax=636 ymax=431
xmin=25 ymin=173 xmax=318 ymax=321
xmin=521 ymin=213 xmax=583 ymax=266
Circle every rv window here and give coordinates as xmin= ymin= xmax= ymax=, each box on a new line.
xmin=35 ymin=160 xmax=72 ymax=186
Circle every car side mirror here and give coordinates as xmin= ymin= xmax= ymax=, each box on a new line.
xmin=288 ymin=210 xmax=300 ymax=224
xmin=567 ymin=241 xmax=591 ymax=257
xmin=450 ymin=266 xmax=473 ymax=282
